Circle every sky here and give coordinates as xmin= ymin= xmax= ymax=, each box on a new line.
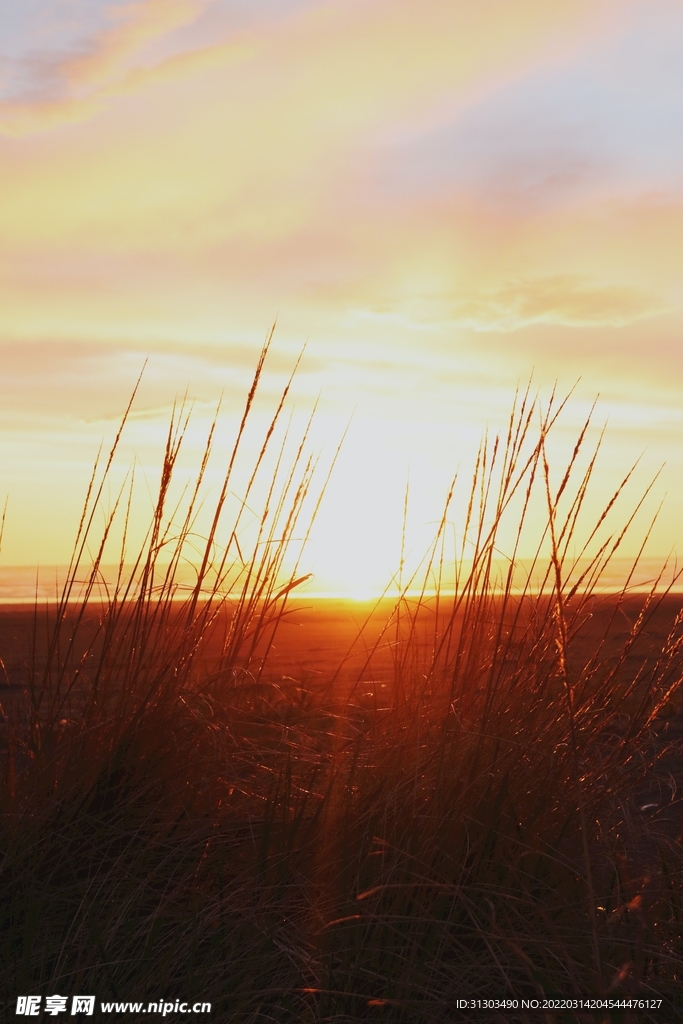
xmin=1 ymin=0 xmax=683 ymax=596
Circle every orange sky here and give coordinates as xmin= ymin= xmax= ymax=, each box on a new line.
xmin=1 ymin=0 xmax=683 ymax=594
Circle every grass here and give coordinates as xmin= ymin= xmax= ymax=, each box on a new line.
xmin=1 ymin=339 xmax=682 ymax=1022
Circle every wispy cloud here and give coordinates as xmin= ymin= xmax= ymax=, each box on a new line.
xmin=0 ymin=0 xmax=604 ymax=136
xmin=63 ymin=0 xmax=216 ymax=87
xmin=345 ymin=277 xmax=663 ymax=336
xmin=0 ymin=0 xmax=221 ymax=133
xmin=449 ymin=276 xmax=665 ymax=331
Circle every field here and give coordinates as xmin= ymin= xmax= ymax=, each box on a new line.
xmin=1 ymin=351 xmax=682 ymax=1023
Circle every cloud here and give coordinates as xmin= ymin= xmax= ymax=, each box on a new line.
xmin=363 ymin=10 xmax=683 ymax=217
xmin=63 ymin=0 xmax=216 ymax=89
xmin=0 ymin=0 xmax=607 ymax=137
xmin=450 ymin=275 xmax=666 ymax=330
xmin=0 ymin=337 xmax=325 ymax=429
xmin=347 ymin=275 xmax=665 ymax=333
xmin=0 ymin=35 xmax=257 ymax=135
xmin=0 ymin=0 xmax=220 ymax=134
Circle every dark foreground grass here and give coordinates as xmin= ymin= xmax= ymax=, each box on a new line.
xmin=1 ymin=345 xmax=682 ymax=1023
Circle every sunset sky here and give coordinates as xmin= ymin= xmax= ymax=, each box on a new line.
xmin=1 ymin=0 xmax=683 ymax=595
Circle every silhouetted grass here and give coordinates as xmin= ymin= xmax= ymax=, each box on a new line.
xmin=1 ymin=347 xmax=681 ymax=1023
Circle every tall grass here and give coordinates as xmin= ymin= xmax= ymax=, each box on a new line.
xmin=1 ymin=347 xmax=681 ymax=1023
